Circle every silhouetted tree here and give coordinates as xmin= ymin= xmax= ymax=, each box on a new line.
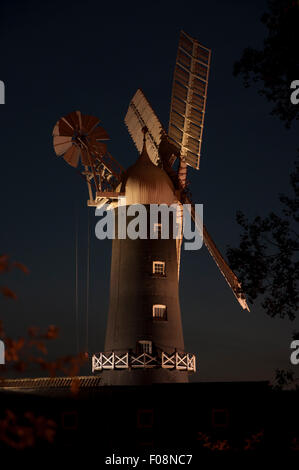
xmin=0 ymin=254 xmax=87 ymax=448
xmin=227 ymin=0 xmax=299 ymax=320
xmin=227 ymin=158 xmax=298 ymax=319
xmin=234 ymin=0 xmax=299 ymax=128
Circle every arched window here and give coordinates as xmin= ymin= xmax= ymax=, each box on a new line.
xmin=137 ymin=340 xmax=152 ymax=354
xmin=152 ymin=304 xmax=167 ymax=320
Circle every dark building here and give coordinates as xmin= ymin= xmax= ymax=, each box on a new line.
xmin=0 ymin=379 xmax=298 ymax=457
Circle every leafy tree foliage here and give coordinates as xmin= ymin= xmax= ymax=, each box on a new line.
xmin=0 ymin=254 xmax=87 ymax=448
xmin=234 ymin=0 xmax=299 ymax=128
xmin=228 ymin=1 xmax=299 ymax=320
xmin=228 ymin=158 xmax=298 ymax=319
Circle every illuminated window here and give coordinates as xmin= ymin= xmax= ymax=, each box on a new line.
xmin=153 ymin=223 xmax=162 ymax=237
xmin=137 ymin=340 xmax=152 ymax=354
xmin=153 ymin=304 xmax=167 ymax=320
xmin=153 ymin=261 xmax=165 ymax=275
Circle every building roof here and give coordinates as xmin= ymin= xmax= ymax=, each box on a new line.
xmin=122 ymin=140 xmax=176 ymax=205
xmin=0 ymin=375 xmax=101 ymax=390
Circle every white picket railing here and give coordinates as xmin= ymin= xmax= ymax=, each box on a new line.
xmin=92 ymin=351 xmax=196 ymax=372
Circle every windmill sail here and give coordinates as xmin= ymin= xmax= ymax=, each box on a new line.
xmin=124 ymin=90 xmax=249 ymax=310
xmin=124 ymin=35 xmax=248 ymax=311
xmin=124 ymin=89 xmax=164 ymax=165
xmin=203 ymin=224 xmax=249 ymax=311
xmin=186 ymin=201 xmax=249 ymax=311
xmin=125 ymin=89 xmax=179 ymax=167
xmin=169 ymin=30 xmax=211 ymax=169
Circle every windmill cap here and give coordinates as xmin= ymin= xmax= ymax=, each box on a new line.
xmin=121 ymin=139 xmax=176 ymax=205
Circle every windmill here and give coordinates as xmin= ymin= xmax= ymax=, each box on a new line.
xmin=54 ymin=30 xmax=249 ymax=386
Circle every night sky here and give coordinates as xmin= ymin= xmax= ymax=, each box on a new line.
xmin=1 ymin=0 xmax=298 ymax=381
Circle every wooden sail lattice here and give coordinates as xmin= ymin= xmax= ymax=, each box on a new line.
xmin=169 ymin=30 xmax=211 ymax=169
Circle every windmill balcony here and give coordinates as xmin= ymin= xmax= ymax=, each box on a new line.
xmin=92 ymin=350 xmax=196 ymax=373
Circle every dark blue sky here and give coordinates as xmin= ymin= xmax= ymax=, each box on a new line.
xmin=0 ymin=0 xmax=298 ymax=381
